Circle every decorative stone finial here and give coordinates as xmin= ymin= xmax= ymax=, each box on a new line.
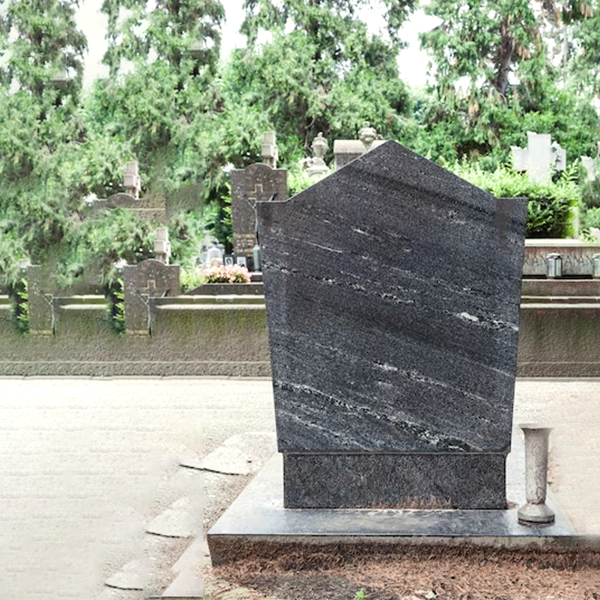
xmin=261 ymin=132 xmax=278 ymax=169
xmin=358 ymin=122 xmax=378 ymax=148
xmin=306 ymin=133 xmax=330 ymax=180
xmin=124 ymin=162 xmax=141 ymax=199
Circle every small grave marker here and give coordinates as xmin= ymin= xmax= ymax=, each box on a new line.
xmin=123 ymin=259 xmax=180 ymax=335
xmin=230 ymin=138 xmax=287 ymax=270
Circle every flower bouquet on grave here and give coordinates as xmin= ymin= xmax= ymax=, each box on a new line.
xmin=203 ymin=265 xmax=251 ymax=284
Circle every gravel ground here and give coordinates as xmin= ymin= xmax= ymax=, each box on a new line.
xmin=0 ymin=377 xmax=275 ymax=600
xmin=0 ymin=377 xmax=598 ymax=600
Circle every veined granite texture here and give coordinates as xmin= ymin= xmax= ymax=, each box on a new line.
xmin=257 ymin=141 xmax=528 ymax=456
xmin=283 ymin=453 xmax=507 ymax=509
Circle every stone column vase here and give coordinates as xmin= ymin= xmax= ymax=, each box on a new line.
xmin=518 ymin=425 xmax=555 ymax=525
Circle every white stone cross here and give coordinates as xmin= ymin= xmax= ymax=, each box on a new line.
xmin=511 ymin=132 xmax=566 ymax=184
xmin=581 ymin=142 xmax=600 ymax=182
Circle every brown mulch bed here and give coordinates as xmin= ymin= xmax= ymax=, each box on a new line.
xmin=212 ymin=544 xmax=600 ymax=600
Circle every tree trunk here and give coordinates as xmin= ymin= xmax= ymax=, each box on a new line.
xmin=493 ymin=17 xmax=515 ymax=97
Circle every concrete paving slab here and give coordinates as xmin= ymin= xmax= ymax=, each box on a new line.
xmin=105 ymin=559 xmax=146 ymax=590
xmin=188 ymin=445 xmax=253 ymax=475
xmin=96 ymin=587 xmax=144 ymax=600
xmin=147 ymin=498 xmax=198 ymax=538
xmin=161 ymin=567 xmax=204 ymax=598
xmin=181 ymin=432 xmax=277 ymax=476
xmin=171 ymin=537 xmax=204 ymax=574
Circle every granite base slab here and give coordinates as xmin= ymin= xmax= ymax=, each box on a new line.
xmin=208 ymin=439 xmax=576 ymax=565
xmin=283 ymin=452 xmax=507 ymax=509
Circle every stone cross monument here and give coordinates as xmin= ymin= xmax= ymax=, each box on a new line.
xmin=230 ymin=133 xmax=288 ymax=270
xmin=511 ymin=132 xmax=566 ymax=184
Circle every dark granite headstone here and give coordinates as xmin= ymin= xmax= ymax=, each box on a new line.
xmin=231 ymin=163 xmax=287 ymax=270
xmin=257 ymin=141 xmax=527 ymax=510
xmin=123 ymin=259 xmax=180 ymax=335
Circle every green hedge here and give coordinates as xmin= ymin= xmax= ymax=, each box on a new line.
xmin=453 ymin=164 xmax=580 ymax=238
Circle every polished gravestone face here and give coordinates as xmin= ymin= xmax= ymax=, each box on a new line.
xmin=257 ymin=141 xmax=527 ymax=510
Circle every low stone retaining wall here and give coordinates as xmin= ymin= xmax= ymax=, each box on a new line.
xmin=2 ymin=242 xmax=600 ymax=377
xmin=0 ymin=288 xmax=598 ymax=377
xmin=0 ymin=294 xmax=270 ymax=377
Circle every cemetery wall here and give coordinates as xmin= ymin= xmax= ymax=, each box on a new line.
xmin=0 ymin=273 xmax=599 ymax=377
xmin=0 ymin=294 xmax=270 ymax=376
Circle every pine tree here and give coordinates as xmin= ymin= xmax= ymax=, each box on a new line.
xmin=87 ymin=0 xmax=226 ymax=200
xmin=417 ymin=0 xmax=599 ymax=162
xmin=224 ymin=0 xmax=416 ymax=162
xmin=0 ymin=0 xmax=88 ymax=269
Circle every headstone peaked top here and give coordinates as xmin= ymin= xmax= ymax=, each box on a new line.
xmin=257 ymin=141 xmax=527 ymax=510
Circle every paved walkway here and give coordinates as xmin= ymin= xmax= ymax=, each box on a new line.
xmin=0 ymin=377 xmax=598 ymax=599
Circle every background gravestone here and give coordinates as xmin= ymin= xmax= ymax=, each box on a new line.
xmin=511 ymin=132 xmax=566 ymax=184
xmin=230 ymin=163 xmax=287 ymax=270
xmin=258 ymin=141 xmax=527 ymax=510
xmin=27 ymin=266 xmax=104 ymax=336
xmin=333 ymin=123 xmax=386 ymax=170
xmin=123 ymin=259 xmax=180 ymax=335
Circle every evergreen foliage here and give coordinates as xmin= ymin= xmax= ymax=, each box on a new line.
xmin=417 ymin=0 xmax=600 ymax=163
xmin=0 ymin=0 xmax=599 ymax=291
xmin=454 ymin=162 xmax=581 ymax=238
xmin=226 ymin=0 xmax=416 ymax=163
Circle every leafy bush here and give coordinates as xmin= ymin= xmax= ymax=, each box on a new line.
xmin=203 ymin=265 xmax=251 ymax=284
xmin=453 ymin=163 xmax=580 ymax=238
xmin=10 ymin=276 xmax=29 ymax=334
xmin=288 ymin=168 xmax=315 ymax=197
xmin=581 ymin=177 xmax=600 ymax=209
xmin=57 ymin=208 xmax=155 ymax=289
xmin=180 ymin=267 xmax=204 ymax=292
xmin=580 ymin=206 xmax=600 ymax=232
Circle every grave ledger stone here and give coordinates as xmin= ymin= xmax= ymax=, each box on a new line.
xmin=257 ymin=141 xmax=527 ymax=510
